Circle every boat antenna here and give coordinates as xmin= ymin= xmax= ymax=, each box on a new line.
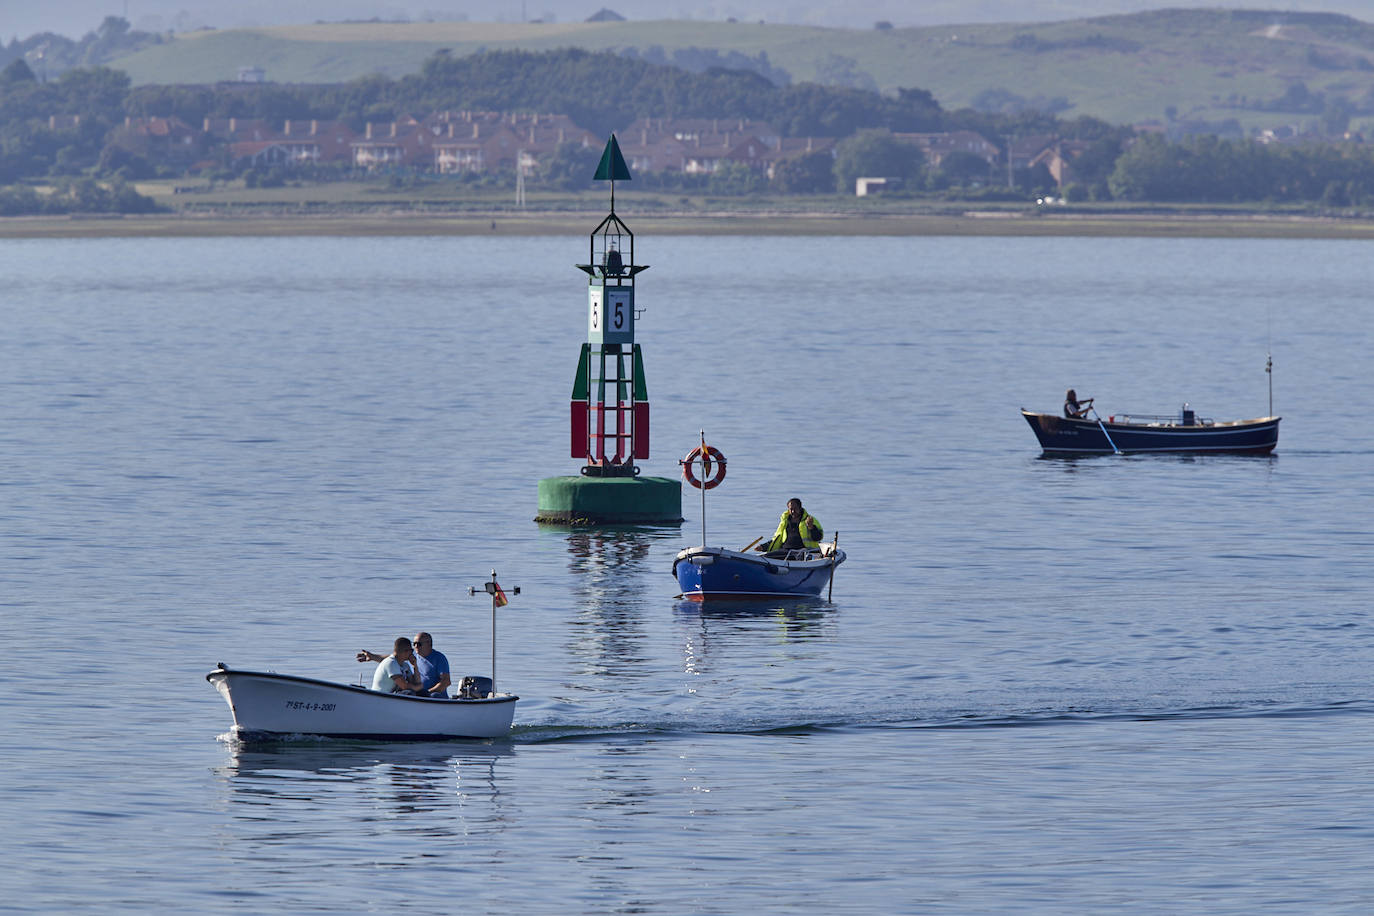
xmin=468 ymin=570 xmax=518 ymax=695
xmin=698 ymin=430 xmax=708 ymax=546
xmin=680 ymin=433 xmax=725 ymax=546
xmin=1266 ymin=309 xmax=1274 ymax=418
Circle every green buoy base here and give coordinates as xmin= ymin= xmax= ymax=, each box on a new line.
xmin=536 ymin=475 xmax=683 ymax=526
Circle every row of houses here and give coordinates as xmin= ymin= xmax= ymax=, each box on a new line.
xmin=105 ymin=110 xmax=599 ymax=174
xmin=96 ymin=109 xmax=1095 ymax=185
xmin=107 ymin=111 xmax=842 ymax=178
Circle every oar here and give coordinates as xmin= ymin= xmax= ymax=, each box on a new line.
xmin=1091 ymin=408 xmax=1122 ymax=455
xmin=740 ymin=535 xmax=763 ymax=552
xmin=827 ymin=530 xmax=839 ymax=601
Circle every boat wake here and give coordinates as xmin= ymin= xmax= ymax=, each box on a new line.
xmin=213 ymin=696 xmax=1374 ymax=749
xmin=509 ymin=696 xmax=1374 ymax=743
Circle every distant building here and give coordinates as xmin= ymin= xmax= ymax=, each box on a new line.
xmin=428 ymin=110 xmax=597 ymax=174
xmin=280 ymin=120 xmax=357 ymax=162
xmin=1007 ymin=134 xmax=1058 ymax=171
xmin=109 ymin=116 xmax=206 ymax=165
xmin=202 ymin=118 xmax=274 ymax=142
xmin=351 ymin=119 xmax=432 ymax=170
xmin=620 ymin=117 xmax=783 ymax=175
xmin=855 ymin=177 xmax=898 ymax=196
xmin=617 ymin=132 xmax=691 ymax=174
xmin=237 ymin=66 xmax=265 ymax=83
xmin=893 ymin=130 xmax=999 ymax=169
xmin=229 ymin=141 xmax=295 ymax=168
xmin=1029 ymin=140 xmax=1091 ymax=188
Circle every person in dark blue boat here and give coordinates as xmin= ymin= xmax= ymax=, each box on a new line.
xmin=358 ymin=631 xmax=451 ymax=698
xmin=756 ymin=498 xmax=824 ymax=555
xmin=1064 ymin=388 xmax=1094 ymax=419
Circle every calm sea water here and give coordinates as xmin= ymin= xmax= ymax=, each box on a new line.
xmin=2 ymin=231 xmax=1372 ymax=913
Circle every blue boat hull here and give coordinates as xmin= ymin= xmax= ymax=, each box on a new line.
xmin=673 ymin=545 xmax=845 ymax=599
xmin=1021 ymin=410 xmax=1279 ymax=455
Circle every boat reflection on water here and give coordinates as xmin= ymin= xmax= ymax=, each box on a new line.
xmin=222 ymin=740 xmax=515 ymax=777
xmin=1036 ymin=452 xmax=1279 ymax=469
xmin=673 ymin=597 xmax=837 ymax=676
xmin=218 ymin=742 xmax=515 ymax=818
xmin=673 ymin=596 xmax=835 ymax=626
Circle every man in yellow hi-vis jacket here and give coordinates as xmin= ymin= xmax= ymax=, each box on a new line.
xmin=757 ymin=498 xmax=823 ymax=553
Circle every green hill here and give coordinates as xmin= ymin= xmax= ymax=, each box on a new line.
xmin=108 ymin=9 xmax=1374 ymax=132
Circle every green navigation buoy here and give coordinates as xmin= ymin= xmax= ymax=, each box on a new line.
xmin=536 ymin=135 xmax=682 ymax=526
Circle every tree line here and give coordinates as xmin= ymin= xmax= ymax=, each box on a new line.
xmin=0 ymin=17 xmax=163 ymax=80
xmin=6 ymin=45 xmax=1374 ymax=212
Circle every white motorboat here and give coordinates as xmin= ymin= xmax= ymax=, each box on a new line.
xmin=206 ymin=665 xmax=518 ymax=740
xmin=209 ymin=570 xmax=520 ymax=740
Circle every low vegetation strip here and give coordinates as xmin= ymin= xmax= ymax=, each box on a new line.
xmin=6 ymin=208 xmax=1374 ymax=241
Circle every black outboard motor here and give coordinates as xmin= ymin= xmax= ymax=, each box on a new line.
xmin=1181 ymin=403 xmax=1195 ymax=426
xmin=458 ymin=675 xmax=494 ymax=699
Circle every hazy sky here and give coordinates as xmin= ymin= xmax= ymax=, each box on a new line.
xmin=6 ymin=0 xmax=1370 ymax=41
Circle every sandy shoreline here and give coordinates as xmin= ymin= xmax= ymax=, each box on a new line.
xmin=5 ymin=210 xmax=1374 ymax=239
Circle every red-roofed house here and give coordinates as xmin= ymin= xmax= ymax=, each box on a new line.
xmin=893 ymin=130 xmax=999 ymax=169
xmin=109 ymin=116 xmax=206 ymax=165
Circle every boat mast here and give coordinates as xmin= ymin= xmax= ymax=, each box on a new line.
xmin=468 ymin=570 xmax=518 ymax=695
xmin=1267 ymin=352 xmax=1273 ymax=418
xmin=699 ymin=430 xmax=708 ymax=547
xmin=1266 ymin=309 xmax=1274 ymax=418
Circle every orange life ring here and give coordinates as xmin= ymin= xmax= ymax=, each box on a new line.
xmin=682 ymin=445 xmax=727 ymax=490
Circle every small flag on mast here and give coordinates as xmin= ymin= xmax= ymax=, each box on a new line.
xmin=493 ymin=580 xmax=510 ymax=607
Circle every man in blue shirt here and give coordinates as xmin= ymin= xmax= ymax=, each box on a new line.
xmin=357 ymin=631 xmax=451 ymax=698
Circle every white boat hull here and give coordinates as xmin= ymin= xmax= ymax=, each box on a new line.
xmin=207 ymin=667 xmax=517 ymax=740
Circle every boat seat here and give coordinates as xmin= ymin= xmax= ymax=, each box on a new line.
xmin=762 ymin=549 xmax=820 ymax=561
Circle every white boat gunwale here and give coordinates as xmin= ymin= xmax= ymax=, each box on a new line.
xmin=674 ymin=543 xmax=844 ymax=566
xmin=206 ymin=666 xmax=519 ymax=705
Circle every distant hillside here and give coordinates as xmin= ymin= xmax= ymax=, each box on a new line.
xmin=107 ymin=9 xmax=1374 ymax=133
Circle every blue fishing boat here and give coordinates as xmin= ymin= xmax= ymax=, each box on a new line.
xmin=672 ymin=435 xmax=844 ymax=599
xmin=1021 ymin=407 xmax=1280 ymax=456
xmin=673 ymin=544 xmax=846 ymax=600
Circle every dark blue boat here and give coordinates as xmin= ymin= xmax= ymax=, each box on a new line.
xmin=673 ymin=545 xmax=846 ymax=600
xmin=1021 ymin=408 xmax=1280 ymax=456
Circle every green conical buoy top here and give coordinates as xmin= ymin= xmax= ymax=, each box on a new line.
xmin=593 ymin=135 xmax=633 ymax=182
